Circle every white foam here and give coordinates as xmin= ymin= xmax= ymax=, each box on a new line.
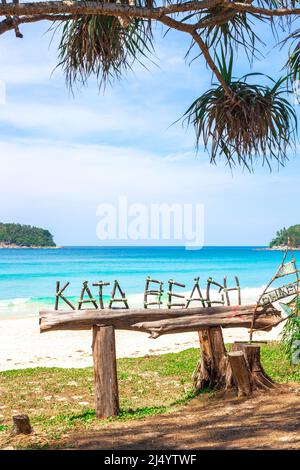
xmin=0 ymin=297 xmax=31 ymax=308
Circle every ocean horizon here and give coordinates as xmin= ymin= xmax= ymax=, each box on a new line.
xmin=0 ymin=245 xmax=297 ymax=319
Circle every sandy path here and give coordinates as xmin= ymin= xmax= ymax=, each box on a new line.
xmin=0 ymin=314 xmax=284 ymax=371
xmin=63 ymin=386 xmax=300 ymax=450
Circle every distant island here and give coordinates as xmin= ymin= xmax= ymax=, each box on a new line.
xmin=0 ymin=223 xmax=57 ymax=248
xmin=268 ymin=225 xmax=300 ymax=250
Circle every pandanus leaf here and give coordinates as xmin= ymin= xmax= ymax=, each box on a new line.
xmin=53 ymin=1 xmax=154 ymax=89
xmin=182 ymin=69 xmax=297 ymax=170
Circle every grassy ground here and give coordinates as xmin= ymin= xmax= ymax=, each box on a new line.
xmin=0 ymin=342 xmax=300 ymax=449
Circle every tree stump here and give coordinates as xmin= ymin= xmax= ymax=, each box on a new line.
xmin=193 ymin=327 xmax=228 ymax=391
xmin=228 ymin=351 xmax=251 ymax=397
xmin=92 ymin=325 xmax=119 ymax=419
xmin=12 ymin=415 xmax=32 ymax=435
xmin=226 ymin=342 xmax=275 ymax=393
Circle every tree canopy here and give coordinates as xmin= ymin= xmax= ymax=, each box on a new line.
xmin=2 ymin=1 xmax=300 ymax=170
xmin=270 ymin=225 xmax=300 ymax=248
xmin=0 ymin=223 xmax=56 ymax=247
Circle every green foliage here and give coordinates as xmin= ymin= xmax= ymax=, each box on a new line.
xmin=0 ymin=223 xmax=56 ymax=247
xmin=55 ymin=7 xmax=153 ymax=90
xmin=270 ymin=224 xmax=300 ymax=247
xmin=44 ymin=1 xmax=300 ymax=170
xmin=260 ymin=341 xmax=300 ymax=382
xmin=283 ymin=27 xmax=300 ymax=84
xmin=282 ymin=315 xmax=300 ymax=362
xmin=279 ymin=296 xmax=300 ymax=363
xmin=182 ymin=53 xmax=297 ymax=170
xmin=199 ymin=7 xmax=261 ymax=58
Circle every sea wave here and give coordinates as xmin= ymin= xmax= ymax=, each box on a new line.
xmin=0 ymin=297 xmax=31 ymax=307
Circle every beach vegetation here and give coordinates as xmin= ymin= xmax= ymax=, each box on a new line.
xmin=0 ymin=223 xmax=56 ymax=248
xmin=282 ymin=315 xmax=300 ymax=362
xmin=281 ymin=295 xmax=300 ymax=362
xmin=270 ymin=225 xmax=300 ymax=248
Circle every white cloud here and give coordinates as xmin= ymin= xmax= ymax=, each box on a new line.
xmin=0 ymin=135 xmax=299 ymax=245
xmin=0 ymin=21 xmax=300 ymax=245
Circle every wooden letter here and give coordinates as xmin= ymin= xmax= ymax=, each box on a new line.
xmin=92 ymin=281 xmax=110 ymax=309
xmin=167 ymin=279 xmax=186 ymax=309
xmin=144 ymin=276 xmax=164 ymax=309
xmin=108 ymin=280 xmax=129 ymax=309
xmin=55 ymin=281 xmax=75 ymax=310
xmin=186 ymin=277 xmax=206 ymax=308
xmin=78 ymin=281 xmax=98 ymax=310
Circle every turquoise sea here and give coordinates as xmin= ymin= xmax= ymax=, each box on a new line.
xmin=0 ymin=246 xmax=297 ymax=318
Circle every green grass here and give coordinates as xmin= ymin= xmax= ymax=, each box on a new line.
xmin=0 ymin=342 xmax=299 ymax=449
xmin=260 ymin=342 xmax=300 ymax=382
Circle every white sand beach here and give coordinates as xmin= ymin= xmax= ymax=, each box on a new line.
xmin=0 ymin=313 xmax=284 ymax=371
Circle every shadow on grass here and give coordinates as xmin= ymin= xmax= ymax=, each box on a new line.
xmin=37 ymin=387 xmax=207 ymax=430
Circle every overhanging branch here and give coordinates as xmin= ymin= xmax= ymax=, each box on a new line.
xmin=224 ymin=2 xmax=300 ymax=17
xmin=0 ymin=0 xmax=221 ymax=19
xmin=0 ymin=13 xmax=74 ymax=35
xmin=1 ymin=1 xmax=300 ymax=113
xmin=1 ymin=0 xmax=300 ymax=22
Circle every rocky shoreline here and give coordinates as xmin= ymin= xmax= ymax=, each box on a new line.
xmin=0 ymin=243 xmax=60 ymax=249
xmin=255 ymin=245 xmax=300 ymax=251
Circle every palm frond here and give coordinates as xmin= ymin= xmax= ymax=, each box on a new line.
xmin=53 ymin=3 xmax=154 ymax=89
xmin=198 ymin=6 xmax=264 ymax=60
xmin=182 ymin=58 xmax=297 ymax=170
xmin=283 ymin=28 xmax=300 ymax=85
xmin=181 ymin=5 xmax=267 ymax=71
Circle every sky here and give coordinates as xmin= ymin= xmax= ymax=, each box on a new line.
xmin=0 ymin=19 xmax=300 ymax=246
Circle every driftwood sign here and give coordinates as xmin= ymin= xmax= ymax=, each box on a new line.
xmin=40 ymin=268 xmax=287 ymax=420
xmin=260 ymin=281 xmax=298 ymax=306
xmin=39 ymin=302 xmax=281 ymax=419
xmin=55 ymin=275 xmax=242 ymax=311
xmin=250 ymin=244 xmax=300 ymax=341
xmin=40 ymin=304 xmax=280 ymax=337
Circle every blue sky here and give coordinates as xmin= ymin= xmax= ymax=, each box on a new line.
xmin=0 ymin=19 xmax=300 ymax=246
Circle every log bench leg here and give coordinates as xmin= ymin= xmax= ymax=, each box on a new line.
xmin=228 ymin=351 xmax=251 ymax=397
xmin=237 ymin=343 xmax=274 ymax=390
xmin=194 ymin=326 xmax=228 ymax=391
xmin=92 ymin=325 xmax=119 ymax=419
xmin=226 ymin=342 xmax=275 ymax=395
xmin=194 ymin=334 xmax=275 ymax=396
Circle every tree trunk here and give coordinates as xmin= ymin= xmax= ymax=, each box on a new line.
xmin=12 ymin=415 xmax=32 ymax=435
xmin=226 ymin=342 xmax=275 ymax=393
xmin=92 ymin=325 xmax=119 ymax=419
xmin=194 ymin=327 xmax=227 ymax=391
xmin=228 ymin=351 xmax=251 ymax=397
xmin=194 ymin=335 xmax=275 ymax=394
